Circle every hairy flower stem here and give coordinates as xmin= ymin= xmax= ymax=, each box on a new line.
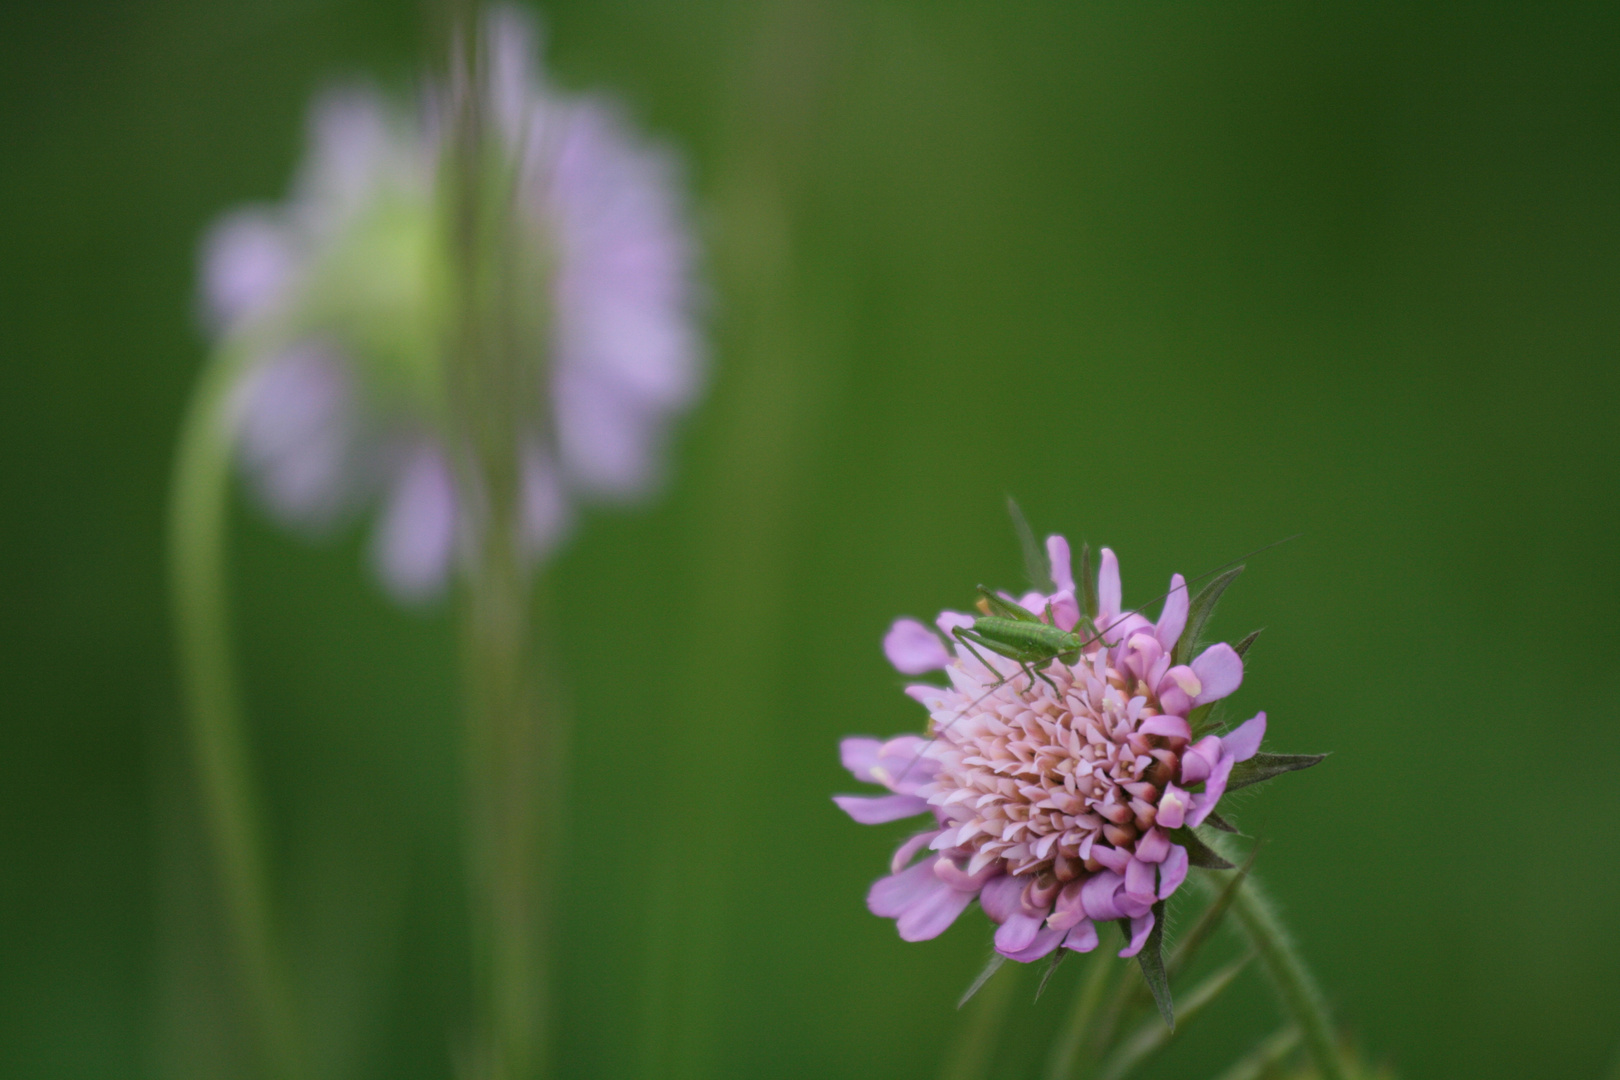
xmin=1197 ymin=839 xmax=1347 ymax=1080
xmin=1044 ymin=952 xmax=1119 ymax=1080
xmin=169 ymin=347 xmax=305 ymax=1080
xmin=445 ymin=19 xmax=554 ymax=1079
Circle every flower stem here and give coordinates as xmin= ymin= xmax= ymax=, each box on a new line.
xmin=1201 ymin=862 xmax=1347 ymax=1080
xmin=168 ymin=348 xmax=304 ymax=1080
xmin=1044 ymin=951 xmax=1119 ymax=1080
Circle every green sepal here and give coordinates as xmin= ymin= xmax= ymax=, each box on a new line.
xmin=1226 ymin=752 xmax=1329 ymax=793
xmin=1203 ymin=809 xmax=1240 ymax=834
xmin=1187 ymin=701 xmax=1216 ymax=736
xmin=957 ymin=953 xmax=1007 ymax=1009
xmin=1172 ymin=827 xmax=1237 ymax=869
xmin=1132 ymin=901 xmax=1174 ymax=1030
xmin=1080 ymin=542 xmax=1098 ymax=619
xmin=1233 ymin=627 xmax=1264 ymax=658
xmin=1034 ymin=946 xmax=1068 ymax=1002
xmin=1173 ymin=565 xmax=1244 ymax=665
xmin=1007 ymin=497 xmax=1056 ymax=594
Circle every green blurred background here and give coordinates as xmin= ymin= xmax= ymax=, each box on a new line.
xmin=3 ymin=0 xmax=1618 ymax=1077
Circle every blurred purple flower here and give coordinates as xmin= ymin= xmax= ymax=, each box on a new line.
xmin=200 ymin=7 xmax=702 ymax=602
xmin=836 ymin=539 xmax=1266 ymax=961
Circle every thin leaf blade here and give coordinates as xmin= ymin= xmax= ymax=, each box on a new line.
xmin=1174 ymin=565 xmax=1244 ymax=665
xmin=1226 ymin=752 xmax=1328 ymax=793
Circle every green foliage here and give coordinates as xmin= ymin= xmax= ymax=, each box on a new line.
xmin=1227 ymin=753 xmax=1330 ymax=793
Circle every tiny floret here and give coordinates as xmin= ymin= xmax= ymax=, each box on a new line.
xmin=837 ymin=539 xmax=1267 ymax=961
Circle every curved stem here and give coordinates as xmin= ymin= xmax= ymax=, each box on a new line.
xmin=1195 ymin=849 xmax=1346 ymax=1080
xmin=168 ymin=350 xmax=303 ymax=1080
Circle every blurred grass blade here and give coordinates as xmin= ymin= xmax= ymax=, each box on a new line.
xmin=941 ymin=956 xmax=1018 ymax=1080
xmin=1008 ymin=497 xmax=1056 ymax=593
xmin=1095 ymin=953 xmax=1253 ymax=1080
xmin=958 ymin=953 xmax=1008 ymax=1009
xmin=1167 ymin=849 xmax=1258 ymax=982
xmin=1209 ymin=1026 xmax=1302 ymax=1080
xmin=1043 ymin=952 xmax=1117 ymax=1080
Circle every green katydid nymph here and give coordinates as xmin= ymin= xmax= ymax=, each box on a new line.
xmin=949 ymin=585 xmax=1115 ymax=695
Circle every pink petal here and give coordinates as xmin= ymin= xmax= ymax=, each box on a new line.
xmin=1187 ymin=752 xmax=1236 ymax=828
xmin=1048 ymin=589 xmax=1080 ymax=632
xmin=935 ymin=610 xmax=975 ymax=637
xmin=1047 ymin=880 xmax=1087 ymax=931
xmin=884 ymin=618 xmax=950 ymax=674
xmin=1091 ymin=845 xmax=1130 ymax=874
xmin=1158 ymin=844 xmax=1189 ymax=899
xmin=1138 ymin=716 xmax=1191 ymax=740
xmin=1180 ymin=736 xmax=1222 ymax=785
xmin=1062 ymin=920 xmax=1099 ymax=953
xmin=867 ymin=860 xmax=937 ymax=918
xmin=1000 ymin=923 xmax=1066 ymax=963
xmin=1223 ymin=712 xmax=1267 ymax=762
xmin=1135 ymin=827 xmax=1170 ymax=864
xmin=1080 ymin=871 xmax=1125 ymax=922
xmin=1125 ymin=857 xmax=1157 ymax=906
xmin=994 ymin=912 xmax=1043 ymax=954
xmin=1190 ymin=643 xmax=1244 ymax=705
xmin=1098 ymin=548 xmax=1121 ymax=620
xmin=1156 ymin=574 xmax=1189 ymax=653
xmin=839 ymin=738 xmax=883 ymax=783
xmin=372 ymin=443 xmax=458 ymax=604
xmin=890 ymin=830 xmax=941 ymax=874
xmin=896 ymin=880 xmax=976 ymax=942
xmin=1119 ymin=911 xmax=1155 ymax=958
xmin=978 ymin=873 xmax=1026 ymax=924
xmin=1047 ymin=535 xmax=1075 ymax=593
xmin=832 ymin=794 xmax=930 ymax=825
xmin=1156 ymin=785 xmax=1189 ymax=830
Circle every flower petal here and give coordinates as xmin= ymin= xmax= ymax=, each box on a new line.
xmin=1156 ymin=574 xmax=1189 ymax=653
xmin=1080 ymin=871 xmax=1125 ymax=922
xmin=1138 ymin=715 xmax=1191 ymax=740
xmin=1119 ymin=911 xmax=1155 ymax=958
xmin=1158 ymin=844 xmax=1189 ymax=900
xmin=1047 ymin=589 xmax=1080 ymax=632
xmin=373 ymin=442 xmax=458 ymax=603
xmin=1156 ymin=785 xmax=1189 ymax=831
xmin=1000 ymin=922 xmax=1067 ymax=963
xmin=1098 ymin=548 xmax=1121 ymax=621
xmin=978 ymin=873 xmax=1025 ymax=923
xmin=1222 ymin=712 xmax=1267 ymax=762
xmin=1062 ymin=920 xmax=1099 ymax=953
xmin=1190 ymin=643 xmax=1244 ymax=705
xmin=896 ymin=880 xmax=976 ymax=942
xmin=839 ymin=737 xmax=883 ymax=783
xmin=994 ymin=912 xmax=1043 ymax=954
xmin=1187 ymin=753 xmax=1236 ymax=828
xmin=832 ymin=794 xmax=930 ymax=825
xmin=1048 ymin=535 xmax=1075 ymax=593
xmin=884 ymin=618 xmax=950 ymax=674
xmin=890 ymin=830 xmax=942 ymax=874
xmin=867 ymin=860 xmax=937 ymax=918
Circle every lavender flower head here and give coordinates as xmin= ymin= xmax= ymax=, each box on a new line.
xmin=200 ymin=7 xmax=702 ymax=601
xmin=837 ymin=538 xmax=1267 ymax=962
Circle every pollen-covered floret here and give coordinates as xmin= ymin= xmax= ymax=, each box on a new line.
xmin=837 ymin=537 xmax=1265 ymax=961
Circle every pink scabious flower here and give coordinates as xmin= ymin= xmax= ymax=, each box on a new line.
xmin=837 ymin=537 xmax=1266 ymax=962
xmin=199 ymin=7 xmax=702 ymax=602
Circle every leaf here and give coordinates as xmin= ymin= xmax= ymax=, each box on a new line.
xmin=1226 ymin=752 xmax=1329 ymax=793
xmin=1173 ymin=827 xmax=1236 ymax=870
xmin=1133 ymin=901 xmax=1174 ymax=1030
xmin=957 ymin=953 xmax=1008 ymax=1009
xmin=1203 ymin=810 xmax=1240 ymax=834
xmin=1232 ymin=628 xmax=1264 ymax=659
xmin=1173 ymin=565 xmax=1245 ymax=665
xmin=1007 ymin=497 xmax=1057 ymax=594
xmin=1096 ymin=953 xmax=1254 ymax=1080
xmin=1034 ymin=946 xmax=1068 ymax=1002
xmin=1080 ymin=542 xmax=1098 ymax=619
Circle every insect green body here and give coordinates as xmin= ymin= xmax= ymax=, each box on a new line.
xmin=950 ymin=586 xmax=1097 ymax=693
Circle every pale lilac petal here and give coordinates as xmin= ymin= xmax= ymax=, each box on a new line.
xmin=889 ymin=830 xmax=941 ymax=874
xmin=1223 ymin=712 xmax=1267 ymax=762
xmin=202 ymin=210 xmax=293 ymax=328
xmin=1047 ymin=535 xmax=1074 ymax=593
xmin=896 ymin=879 xmax=976 ymax=942
xmin=833 ymin=794 xmax=929 ymax=825
xmin=839 ymin=737 xmax=883 ymax=783
xmin=1187 ymin=753 xmax=1236 ymax=828
xmin=1190 ymin=643 xmax=1244 ymax=705
xmin=1158 ymin=844 xmax=1189 ymax=899
xmin=868 ymin=860 xmax=937 ymax=918
xmin=1062 ymin=920 xmax=1099 ymax=953
xmin=1156 ymin=573 xmax=1189 ymax=653
xmin=1047 ymin=589 xmax=1080 ymax=632
xmin=1119 ymin=911 xmax=1155 ymax=958
xmin=230 ymin=346 xmax=355 ymax=529
xmin=519 ymin=441 xmax=571 ymax=560
xmin=903 ymin=684 xmax=945 ymax=707
xmin=884 ymin=618 xmax=950 ymax=674
xmin=1138 ymin=715 xmax=1190 ymax=740
xmin=1180 ymin=736 xmax=1222 ymax=785
xmin=1080 ymin=871 xmax=1125 ymax=922
xmin=978 ymin=873 xmax=1025 ymax=924
xmin=1047 ymin=880 xmax=1087 ymax=931
xmin=994 ymin=912 xmax=1044 ymax=955
xmin=1156 ymin=785 xmax=1189 ymax=830
xmin=934 ymin=856 xmax=998 ymax=892
xmin=1135 ymin=827 xmax=1170 ymax=864
xmin=936 ymin=611 xmax=976 ymax=637
xmin=372 ymin=442 xmax=458 ymax=603
xmin=1098 ymin=548 xmax=1121 ymax=620
xmin=1091 ymin=845 xmax=1130 ymax=874
xmin=1125 ymin=857 xmax=1157 ymax=906
xmin=1000 ymin=923 xmax=1066 ymax=963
